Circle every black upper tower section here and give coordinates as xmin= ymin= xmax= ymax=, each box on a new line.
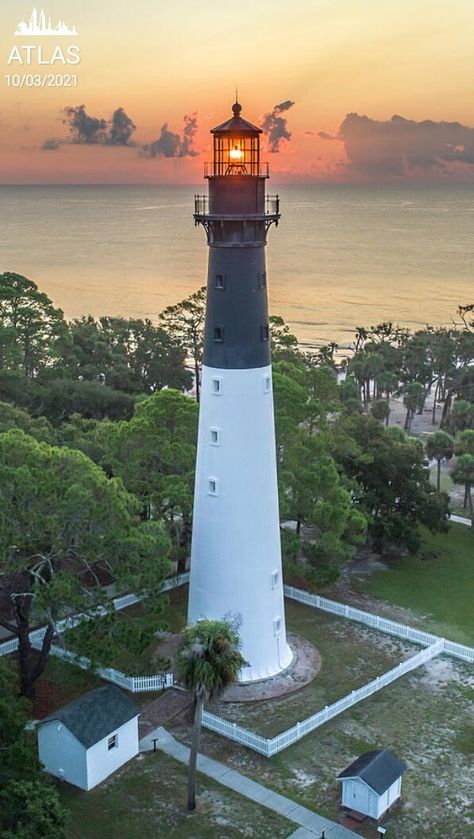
xmin=194 ymin=102 xmax=280 ymax=369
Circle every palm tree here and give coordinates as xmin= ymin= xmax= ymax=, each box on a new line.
xmin=370 ymin=399 xmax=390 ymax=427
xmin=450 ymin=400 xmax=474 ymax=434
xmin=426 ymin=431 xmax=454 ymax=491
xmin=177 ymin=619 xmax=246 ymax=812
xmin=402 ymin=382 xmax=424 ymax=431
xmin=451 ymin=454 xmax=474 ymax=528
xmin=453 ymin=430 xmax=474 ymax=506
xmin=455 ymin=429 xmax=474 ymax=457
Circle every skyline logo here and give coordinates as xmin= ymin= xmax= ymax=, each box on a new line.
xmin=15 ymin=7 xmax=78 ymax=37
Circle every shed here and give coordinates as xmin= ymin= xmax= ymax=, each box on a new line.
xmin=338 ymin=749 xmax=407 ymax=820
xmin=38 ymin=684 xmax=139 ymax=790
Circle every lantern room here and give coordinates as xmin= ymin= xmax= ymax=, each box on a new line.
xmin=196 ymin=100 xmax=278 ymax=226
xmin=206 ymin=101 xmax=267 ymax=178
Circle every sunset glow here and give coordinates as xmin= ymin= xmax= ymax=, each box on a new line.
xmin=1 ymin=0 xmax=474 ymax=184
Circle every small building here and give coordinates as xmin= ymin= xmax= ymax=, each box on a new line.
xmin=338 ymin=749 xmax=407 ymax=820
xmin=38 ymin=684 xmax=139 ymax=791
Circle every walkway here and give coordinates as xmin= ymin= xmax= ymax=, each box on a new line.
xmin=140 ymin=726 xmax=359 ymax=838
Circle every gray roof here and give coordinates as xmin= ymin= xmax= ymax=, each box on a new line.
xmin=40 ymin=685 xmax=138 ymax=749
xmin=337 ymin=750 xmax=407 ymax=795
xmin=211 ymin=103 xmax=261 ymax=135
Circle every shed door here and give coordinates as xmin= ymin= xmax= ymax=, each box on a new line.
xmin=351 ymin=781 xmax=369 ymax=814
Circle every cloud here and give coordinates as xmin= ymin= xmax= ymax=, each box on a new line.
xmin=261 ymin=100 xmax=295 ymax=152
xmin=42 ymin=138 xmax=60 ymax=150
xmin=141 ymin=113 xmax=198 ymax=158
xmin=62 ymin=105 xmax=136 ymax=145
xmin=317 ymin=130 xmax=338 ymax=141
xmin=63 ymin=105 xmax=107 ymax=144
xmin=323 ymin=113 xmax=474 ymax=176
xmin=107 ymin=107 xmax=136 ymax=146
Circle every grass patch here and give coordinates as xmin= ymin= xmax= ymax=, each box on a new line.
xmin=453 ymin=723 xmax=474 ymax=756
xmin=211 ymin=603 xmax=417 ymax=738
xmin=353 ymin=524 xmax=474 ymax=644
xmin=170 ymin=599 xmax=474 ymax=836
xmin=60 ymin=750 xmax=293 ymax=839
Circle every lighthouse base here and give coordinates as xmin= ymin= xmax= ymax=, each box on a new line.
xmin=238 ymin=640 xmax=293 ymax=683
xmin=220 ymin=633 xmax=321 ymax=702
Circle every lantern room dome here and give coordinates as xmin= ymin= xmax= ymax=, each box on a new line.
xmin=211 ymin=102 xmax=262 ymax=135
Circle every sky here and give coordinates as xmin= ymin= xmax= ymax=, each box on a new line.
xmin=1 ymin=0 xmax=474 ymax=184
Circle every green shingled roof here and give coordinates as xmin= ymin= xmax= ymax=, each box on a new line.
xmin=40 ymin=685 xmax=138 ymax=748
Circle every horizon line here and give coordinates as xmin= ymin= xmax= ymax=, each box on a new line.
xmin=1 ymin=181 xmax=474 ymax=189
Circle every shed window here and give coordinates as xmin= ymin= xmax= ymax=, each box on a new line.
xmin=208 ymin=478 xmax=218 ymax=495
xmin=261 ymin=324 xmax=269 ymax=342
xmin=107 ymin=734 xmax=118 ymax=751
xmin=215 ymin=274 xmax=225 ymax=289
xmin=212 ymin=377 xmax=222 ymax=394
xmin=214 ymin=326 xmax=224 ymax=343
xmin=210 ymin=428 xmax=220 ymax=445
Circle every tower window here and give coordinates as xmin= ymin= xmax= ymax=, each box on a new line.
xmin=212 ymin=377 xmax=222 ymax=394
xmin=258 ymin=272 xmax=267 ymax=289
xmin=271 ymin=570 xmax=279 ymax=589
xmin=210 ymin=428 xmax=220 ymax=445
xmin=273 ymin=617 xmax=282 ymax=636
xmin=264 ymin=375 xmax=271 ymax=393
xmin=208 ymin=478 xmax=218 ymax=495
xmin=215 ymin=274 xmax=225 ymax=289
xmin=214 ymin=326 xmax=224 ymax=343
xmin=261 ymin=324 xmax=269 ymax=342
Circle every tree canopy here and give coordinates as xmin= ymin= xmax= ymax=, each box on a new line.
xmin=0 ymin=272 xmax=65 ymax=377
xmin=159 ymin=287 xmax=206 ymax=402
xmin=102 ymin=389 xmax=198 ymax=572
xmin=0 ymin=429 xmax=170 ymax=696
xmin=334 ymin=415 xmax=449 ymax=552
xmin=0 ymin=661 xmax=66 ymax=838
xmin=57 ymin=315 xmax=191 ymax=394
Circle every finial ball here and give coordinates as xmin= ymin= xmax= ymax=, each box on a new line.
xmin=232 ymin=101 xmax=242 ymax=117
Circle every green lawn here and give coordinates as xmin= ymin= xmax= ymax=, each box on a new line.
xmin=12 ymin=535 xmax=473 ymax=836
xmin=210 ymin=603 xmax=413 ymax=737
xmin=353 ymin=524 xmax=474 ymax=644
xmin=169 ymin=595 xmax=474 ymax=837
xmin=61 ymin=750 xmax=293 ymax=839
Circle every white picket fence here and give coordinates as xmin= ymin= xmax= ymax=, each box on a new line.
xmin=199 ymin=588 xmax=474 ymax=755
xmin=0 ymin=573 xmax=191 ymax=692
xmin=202 ymin=640 xmax=445 ymax=757
xmin=0 ymin=573 xmax=191 ymax=658
xmin=28 ymin=637 xmax=174 ymax=693
xmin=2 ymin=572 xmax=474 ymax=749
xmin=283 ymin=585 xmax=474 ymax=663
xmin=0 ymin=637 xmax=19 ymax=656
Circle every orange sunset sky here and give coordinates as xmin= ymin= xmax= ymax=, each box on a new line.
xmin=1 ymin=0 xmax=474 ymax=184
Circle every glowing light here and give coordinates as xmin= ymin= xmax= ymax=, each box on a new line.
xmin=229 ymin=144 xmax=243 ymax=161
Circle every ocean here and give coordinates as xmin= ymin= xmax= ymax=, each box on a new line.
xmin=1 ymin=184 xmax=473 ymax=349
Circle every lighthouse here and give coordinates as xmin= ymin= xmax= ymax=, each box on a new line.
xmin=188 ymin=101 xmax=292 ymax=681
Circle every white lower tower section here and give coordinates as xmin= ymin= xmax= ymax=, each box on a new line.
xmin=188 ymin=363 xmax=293 ymax=682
